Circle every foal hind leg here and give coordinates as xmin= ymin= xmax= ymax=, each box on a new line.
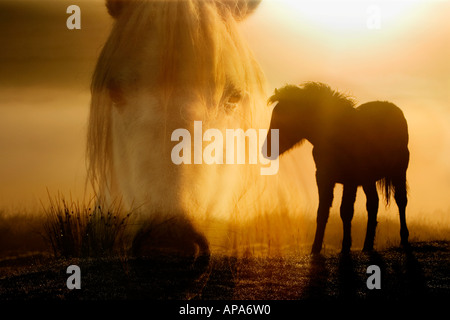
xmin=394 ymin=174 xmax=409 ymax=247
xmin=340 ymin=184 xmax=357 ymax=253
xmin=362 ymin=183 xmax=379 ymax=251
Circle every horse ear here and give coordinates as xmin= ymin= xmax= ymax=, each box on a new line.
xmin=219 ymin=0 xmax=262 ymax=21
xmin=106 ymin=0 xmax=127 ymax=19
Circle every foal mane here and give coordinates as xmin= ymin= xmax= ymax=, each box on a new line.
xmin=268 ymin=82 xmax=355 ymax=112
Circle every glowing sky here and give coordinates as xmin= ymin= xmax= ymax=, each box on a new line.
xmin=0 ymin=0 xmax=449 ymax=222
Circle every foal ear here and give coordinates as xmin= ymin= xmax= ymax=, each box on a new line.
xmin=106 ymin=0 xmax=127 ymax=19
xmin=219 ymin=0 xmax=262 ymax=21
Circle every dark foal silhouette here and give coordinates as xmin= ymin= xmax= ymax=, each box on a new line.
xmin=264 ymin=82 xmax=410 ymax=254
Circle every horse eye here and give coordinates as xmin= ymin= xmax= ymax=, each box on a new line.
xmin=228 ymin=91 xmax=242 ymax=103
xmin=224 ymin=91 xmax=242 ymax=112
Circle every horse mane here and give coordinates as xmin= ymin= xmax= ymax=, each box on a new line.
xmin=87 ymin=0 xmax=267 ymax=189
xmin=268 ymin=82 xmax=356 ymax=111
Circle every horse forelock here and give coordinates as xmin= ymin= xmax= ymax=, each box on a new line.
xmin=87 ymin=0 xmax=267 ymax=190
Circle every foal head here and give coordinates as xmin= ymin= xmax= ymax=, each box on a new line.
xmin=266 ymin=82 xmax=355 ymax=155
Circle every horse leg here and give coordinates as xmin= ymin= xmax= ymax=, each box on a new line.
xmin=340 ymin=184 xmax=357 ymax=253
xmin=311 ymin=175 xmax=334 ymax=254
xmin=362 ymin=183 xmax=379 ymax=251
xmin=394 ymin=173 xmax=409 ymax=247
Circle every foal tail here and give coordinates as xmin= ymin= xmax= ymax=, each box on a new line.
xmin=377 ymin=175 xmax=408 ymax=206
xmin=377 ymin=177 xmax=394 ymax=206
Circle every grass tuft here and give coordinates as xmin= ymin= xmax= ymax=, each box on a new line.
xmin=41 ymin=192 xmax=132 ymax=258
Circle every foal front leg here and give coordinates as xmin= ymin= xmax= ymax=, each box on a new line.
xmin=311 ymin=175 xmax=334 ymax=254
xmin=340 ymin=184 xmax=357 ymax=253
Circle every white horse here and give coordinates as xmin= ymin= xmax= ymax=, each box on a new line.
xmin=87 ymin=0 xmax=273 ymax=257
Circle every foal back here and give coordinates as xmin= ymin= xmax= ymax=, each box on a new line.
xmin=354 ymin=101 xmax=409 ymax=180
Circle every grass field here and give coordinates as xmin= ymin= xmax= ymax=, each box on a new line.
xmin=0 ymin=241 xmax=448 ymax=301
xmin=0 ymin=195 xmax=448 ymax=301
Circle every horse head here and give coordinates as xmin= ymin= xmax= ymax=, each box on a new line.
xmin=87 ymin=0 xmax=269 ymax=256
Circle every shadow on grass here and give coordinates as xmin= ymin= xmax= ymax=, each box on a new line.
xmin=0 ymin=242 xmax=447 ymax=300
xmin=301 ymin=244 xmax=434 ymax=301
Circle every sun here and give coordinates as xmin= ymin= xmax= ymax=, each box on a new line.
xmin=277 ymin=0 xmax=425 ymax=35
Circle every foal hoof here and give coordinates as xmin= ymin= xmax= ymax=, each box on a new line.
xmin=341 ymin=239 xmax=351 ymax=254
xmin=311 ymin=243 xmax=322 ymax=255
xmin=401 ymin=240 xmax=411 ymax=251
xmin=400 ymin=229 xmax=409 ymax=246
xmin=362 ymin=244 xmax=374 ymax=252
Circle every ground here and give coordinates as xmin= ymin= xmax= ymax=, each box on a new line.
xmin=0 ymin=241 xmax=448 ymax=303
